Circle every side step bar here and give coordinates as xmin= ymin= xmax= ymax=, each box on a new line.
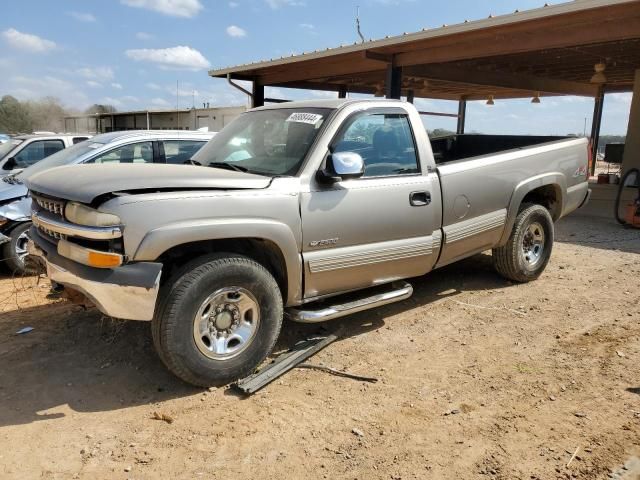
xmin=286 ymin=281 xmax=413 ymax=323
xmin=235 ymin=333 xmax=339 ymax=395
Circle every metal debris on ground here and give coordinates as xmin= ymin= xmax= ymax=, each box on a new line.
xmin=15 ymin=326 xmax=34 ymax=335
xmin=235 ymin=332 xmax=340 ymax=395
xmin=295 ymin=363 xmax=378 ymax=383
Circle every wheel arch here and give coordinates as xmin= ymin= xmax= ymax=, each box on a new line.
xmin=133 ymin=219 xmax=302 ymax=306
xmin=498 ymin=173 xmax=566 ymax=246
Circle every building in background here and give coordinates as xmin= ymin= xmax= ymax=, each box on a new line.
xmin=64 ymin=105 xmax=246 ymax=134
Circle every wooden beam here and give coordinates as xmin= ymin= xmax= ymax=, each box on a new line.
xmin=457 ymin=98 xmax=467 ymax=134
xmin=259 ymin=56 xmax=384 ymax=85
xmin=590 ymin=87 xmax=605 ymax=175
xmin=403 ymin=64 xmax=598 ymax=96
xmin=252 ymin=81 xmax=264 ymax=108
xmin=406 ymin=90 xmax=414 ymax=103
xmin=385 ymin=63 xmax=402 ymax=99
xmin=363 ymin=50 xmax=393 ymax=63
xmin=395 ymin=13 xmax=640 ymax=67
xmin=271 ymin=81 xmax=377 ymax=96
xmin=417 ymin=111 xmax=459 ymax=118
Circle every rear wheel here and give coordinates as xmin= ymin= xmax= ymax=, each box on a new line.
xmin=152 ymin=254 xmax=283 ymax=387
xmin=492 ymin=204 xmax=554 ymax=282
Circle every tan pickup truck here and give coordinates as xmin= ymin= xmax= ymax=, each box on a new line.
xmin=27 ymin=99 xmax=590 ymax=386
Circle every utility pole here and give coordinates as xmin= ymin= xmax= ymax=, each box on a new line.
xmin=176 ymin=80 xmax=179 ymax=129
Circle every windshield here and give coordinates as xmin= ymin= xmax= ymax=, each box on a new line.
xmin=18 ymin=140 xmax=105 ymax=181
xmin=0 ymin=139 xmax=23 ymax=161
xmin=192 ymin=107 xmax=332 ymax=176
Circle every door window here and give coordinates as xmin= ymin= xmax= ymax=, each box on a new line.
xmin=332 ymin=113 xmax=419 ymax=177
xmin=90 ymin=141 xmax=153 ymax=164
xmin=163 ymin=140 xmax=207 ymax=164
xmin=13 ymin=140 xmax=65 ymax=168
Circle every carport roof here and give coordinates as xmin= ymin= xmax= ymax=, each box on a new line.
xmin=209 ymin=0 xmax=640 ymax=100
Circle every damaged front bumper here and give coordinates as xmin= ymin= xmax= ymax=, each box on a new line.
xmin=29 ymin=232 xmax=162 ymax=321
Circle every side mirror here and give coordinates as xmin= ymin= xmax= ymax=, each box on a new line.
xmin=316 ymin=151 xmax=365 ymax=184
xmin=2 ymin=157 xmax=16 ymax=171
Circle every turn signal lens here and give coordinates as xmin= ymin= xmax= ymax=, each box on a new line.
xmin=58 ymin=239 xmax=123 ymax=269
xmin=87 ymin=250 xmax=123 ymax=268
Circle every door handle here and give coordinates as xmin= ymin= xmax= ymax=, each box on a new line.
xmin=409 ymin=191 xmax=431 ymax=206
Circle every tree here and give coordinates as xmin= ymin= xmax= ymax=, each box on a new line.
xmin=0 ymin=95 xmax=33 ymax=133
xmin=24 ymin=96 xmax=67 ymax=133
xmin=84 ymin=104 xmax=118 ymax=115
xmin=428 ymin=128 xmax=455 ymax=138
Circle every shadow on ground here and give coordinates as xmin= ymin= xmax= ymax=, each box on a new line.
xmin=0 ymin=252 xmax=511 ymax=427
xmin=556 ymin=214 xmax=640 ymax=254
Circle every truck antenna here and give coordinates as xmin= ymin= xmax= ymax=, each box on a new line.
xmin=356 ymin=6 xmax=365 ymax=43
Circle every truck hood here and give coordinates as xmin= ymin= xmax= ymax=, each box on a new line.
xmin=26 ymin=163 xmax=272 ymax=203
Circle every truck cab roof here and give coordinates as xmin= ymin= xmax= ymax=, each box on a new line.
xmin=252 ymin=98 xmax=404 ymax=111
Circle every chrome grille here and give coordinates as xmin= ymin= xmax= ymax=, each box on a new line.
xmin=33 ymin=194 xmax=65 ymax=216
xmin=37 ymin=225 xmax=66 ymax=241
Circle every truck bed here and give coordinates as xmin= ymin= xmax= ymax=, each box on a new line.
xmin=432 ymin=134 xmax=589 ymax=267
xmin=430 ymin=134 xmax=572 ymax=164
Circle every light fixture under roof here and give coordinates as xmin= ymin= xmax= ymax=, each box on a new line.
xmin=531 ymin=92 xmax=541 ymax=104
xmin=486 ymin=95 xmax=495 ymax=105
xmin=590 ymin=62 xmax=607 ymax=84
xmin=374 ymin=84 xmax=385 ymax=97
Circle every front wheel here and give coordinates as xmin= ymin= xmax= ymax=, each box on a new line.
xmin=152 ymin=254 xmax=283 ymax=387
xmin=2 ymin=222 xmax=35 ymax=275
xmin=492 ymin=204 xmax=554 ymax=282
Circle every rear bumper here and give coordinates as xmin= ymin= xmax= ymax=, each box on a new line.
xmin=29 ymin=230 xmax=162 ymax=321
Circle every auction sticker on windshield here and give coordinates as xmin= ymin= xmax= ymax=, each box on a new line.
xmin=285 ymin=112 xmax=323 ymax=125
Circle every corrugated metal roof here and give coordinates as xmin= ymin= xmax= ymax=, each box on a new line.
xmin=209 ymin=0 xmax=637 ymax=77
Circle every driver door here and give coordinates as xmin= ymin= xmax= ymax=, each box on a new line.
xmin=300 ymin=109 xmax=442 ymax=299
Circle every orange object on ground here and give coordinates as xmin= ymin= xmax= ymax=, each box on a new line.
xmin=625 ymin=202 xmax=640 ymax=227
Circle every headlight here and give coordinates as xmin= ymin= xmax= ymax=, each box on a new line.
xmin=64 ymin=202 xmax=121 ymax=227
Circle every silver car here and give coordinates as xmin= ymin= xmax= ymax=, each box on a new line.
xmin=0 ymin=130 xmax=214 ymax=274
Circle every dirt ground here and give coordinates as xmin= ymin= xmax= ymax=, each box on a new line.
xmin=0 ymin=214 xmax=639 ymax=480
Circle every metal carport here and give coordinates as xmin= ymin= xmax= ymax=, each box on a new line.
xmin=209 ymin=0 xmax=640 ymax=175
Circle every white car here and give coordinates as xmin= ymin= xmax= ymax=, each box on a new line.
xmin=0 ymin=133 xmax=92 ymax=177
xmin=0 ymin=129 xmax=215 ymax=274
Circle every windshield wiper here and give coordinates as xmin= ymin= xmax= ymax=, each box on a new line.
xmin=208 ymin=162 xmax=249 ymax=173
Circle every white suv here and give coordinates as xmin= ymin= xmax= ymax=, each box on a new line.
xmin=0 ymin=133 xmax=91 ymax=176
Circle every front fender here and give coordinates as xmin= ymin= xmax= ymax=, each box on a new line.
xmin=498 ymin=173 xmax=566 ymax=246
xmin=132 ymin=218 xmax=302 ymax=306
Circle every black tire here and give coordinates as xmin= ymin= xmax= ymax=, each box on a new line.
xmin=492 ymin=204 xmax=554 ymax=283
xmin=152 ymin=254 xmax=283 ymax=387
xmin=2 ymin=222 xmax=37 ymax=275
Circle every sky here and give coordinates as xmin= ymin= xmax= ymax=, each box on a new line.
xmin=0 ymin=0 xmax=633 ymax=135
